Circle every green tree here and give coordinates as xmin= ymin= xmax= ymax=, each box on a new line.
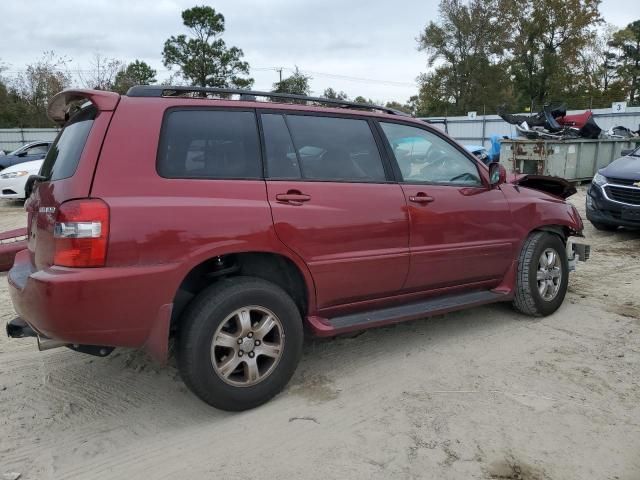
xmin=611 ymin=20 xmax=640 ymax=104
xmin=507 ymin=0 xmax=602 ymax=109
xmin=353 ymin=96 xmax=374 ymax=104
xmin=13 ymin=51 xmax=71 ymax=127
xmin=567 ymin=24 xmax=626 ymax=108
xmin=162 ymin=6 xmax=253 ymax=88
xmin=322 ymin=87 xmax=348 ymax=100
xmin=272 ymin=67 xmax=311 ymax=95
xmin=417 ymin=0 xmax=513 ymax=115
xmin=385 ymin=100 xmax=414 ymax=114
xmin=113 ymin=60 xmax=157 ymax=94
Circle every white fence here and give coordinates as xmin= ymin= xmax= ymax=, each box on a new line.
xmin=0 ymin=128 xmax=59 ymax=152
xmin=2 ymin=106 xmax=640 ymax=152
xmin=421 ymin=106 xmax=640 ymax=149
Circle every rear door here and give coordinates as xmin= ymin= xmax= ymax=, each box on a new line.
xmin=27 ymin=103 xmax=113 ymax=270
xmin=378 ymin=121 xmax=515 ymax=292
xmin=261 ymin=112 xmax=409 ymax=309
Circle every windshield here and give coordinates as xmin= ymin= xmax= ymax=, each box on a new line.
xmin=40 ymin=105 xmax=96 ymax=181
xmin=7 ymin=146 xmax=24 ymax=156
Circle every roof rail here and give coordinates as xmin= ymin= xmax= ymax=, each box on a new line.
xmin=126 ymin=85 xmax=412 ymax=117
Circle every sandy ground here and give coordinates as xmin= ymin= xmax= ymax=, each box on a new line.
xmin=0 ymin=187 xmax=639 ymax=480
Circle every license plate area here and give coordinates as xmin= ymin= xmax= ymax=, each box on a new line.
xmin=621 ymin=208 xmax=640 ymax=221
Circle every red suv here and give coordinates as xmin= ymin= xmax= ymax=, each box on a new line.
xmin=6 ymin=86 xmax=589 ymax=411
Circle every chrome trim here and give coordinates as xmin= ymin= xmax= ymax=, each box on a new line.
xmin=599 ymin=182 xmax=640 ymax=207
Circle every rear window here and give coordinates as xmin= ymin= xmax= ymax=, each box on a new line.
xmin=263 ymin=114 xmax=386 ymax=182
xmin=157 ymin=110 xmax=261 ymax=179
xmin=40 ymin=105 xmax=96 ymax=181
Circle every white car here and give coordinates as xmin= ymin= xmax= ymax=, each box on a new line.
xmin=0 ymin=159 xmax=44 ymax=200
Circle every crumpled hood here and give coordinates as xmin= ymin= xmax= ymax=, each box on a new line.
xmin=509 ymin=173 xmax=577 ymax=199
xmin=600 ymin=155 xmax=640 ymax=181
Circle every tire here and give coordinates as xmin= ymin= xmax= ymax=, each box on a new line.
xmin=590 ymin=221 xmax=617 ymax=231
xmin=177 ymin=276 xmax=303 ymax=411
xmin=512 ymin=232 xmax=568 ymax=317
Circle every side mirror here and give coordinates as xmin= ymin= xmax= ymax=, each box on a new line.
xmin=489 ymin=162 xmax=507 ymax=188
xmin=24 ymin=175 xmax=46 ymax=199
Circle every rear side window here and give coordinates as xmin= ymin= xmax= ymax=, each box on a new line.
xmin=263 ymin=114 xmax=386 ymax=182
xmin=157 ymin=110 xmax=261 ymax=179
xmin=40 ymin=105 xmax=96 ymax=181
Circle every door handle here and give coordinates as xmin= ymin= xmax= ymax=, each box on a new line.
xmin=276 ymin=191 xmax=311 ymax=204
xmin=409 ymin=192 xmax=434 ymax=204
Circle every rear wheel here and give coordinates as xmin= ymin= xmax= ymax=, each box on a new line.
xmin=513 ymin=232 xmax=568 ymax=317
xmin=177 ymin=276 xmax=303 ymax=411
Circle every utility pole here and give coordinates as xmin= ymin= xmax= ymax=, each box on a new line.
xmin=276 ymin=68 xmax=283 ymax=83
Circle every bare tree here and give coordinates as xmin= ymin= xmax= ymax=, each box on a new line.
xmin=12 ymin=51 xmax=72 ymax=126
xmin=79 ymin=53 xmax=123 ymax=90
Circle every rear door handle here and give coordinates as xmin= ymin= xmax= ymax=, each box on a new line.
xmin=276 ymin=191 xmax=311 ymax=205
xmin=408 ymin=192 xmax=434 ymax=204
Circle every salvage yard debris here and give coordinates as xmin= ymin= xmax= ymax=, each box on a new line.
xmin=498 ymin=104 xmax=639 ymax=140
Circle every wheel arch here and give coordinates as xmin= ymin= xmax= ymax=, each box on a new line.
xmin=170 ymin=250 xmax=315 ymax=332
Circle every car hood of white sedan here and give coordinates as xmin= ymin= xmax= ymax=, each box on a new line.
xmin=1 ymin=159 xmax=44 ymax=176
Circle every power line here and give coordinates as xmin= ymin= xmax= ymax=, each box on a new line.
xmin=2 ymin=65 xmax=416 ymax=88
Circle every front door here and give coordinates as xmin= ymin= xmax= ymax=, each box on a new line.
xmin=378 ymin=121 xmax=515 ymax=292
xmin=261 ymin=112 xmax=410 ymax=309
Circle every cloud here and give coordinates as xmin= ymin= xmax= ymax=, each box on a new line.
xmin=1 ymin=0 xmax=634 ymax=102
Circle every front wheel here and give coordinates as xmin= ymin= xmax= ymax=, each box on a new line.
xmin=177 ymin=276 xmax=303 ymax=411
xmin=512 ymin=232 xmax=569 ymax=317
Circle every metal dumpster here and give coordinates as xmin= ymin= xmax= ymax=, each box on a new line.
xmin=499 ymin=138 xmax=640 ymax=181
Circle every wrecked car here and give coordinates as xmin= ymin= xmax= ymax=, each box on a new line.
xmin=4 ymin=86 xmax=589 ymax=411
xmin=498 ymin=104 xmax=603 ymax=140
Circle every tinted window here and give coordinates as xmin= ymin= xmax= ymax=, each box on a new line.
xmin=40 ymin=106 xmax=96 ymax=181
xmin=158 ymin=110 xmax=261 ymax=179
xmin=381 ymin=122 xmax=481 ymax=186
xmin=279 ymin=115 xmax=386 ymax=182
xmin=262 ymin=114 xmax=300 ymax=178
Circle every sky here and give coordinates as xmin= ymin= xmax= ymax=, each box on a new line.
xmin=2 ymin=0 xmax=638 ymax=103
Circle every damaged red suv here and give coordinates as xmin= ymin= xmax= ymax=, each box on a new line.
xmin=5 ymin=86 xmax=589 ymax=411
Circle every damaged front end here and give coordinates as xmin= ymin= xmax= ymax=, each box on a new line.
xmin=510 ymin=173 xmax=577 ymax=199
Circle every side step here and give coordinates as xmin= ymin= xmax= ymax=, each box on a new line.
xmin=308 ymin=290 xmax=508 ymax=336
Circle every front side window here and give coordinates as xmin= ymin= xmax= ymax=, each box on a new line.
xmin=26 ymin=144 xmax=49 ymax=155
xmin=157 ymin=110 xmax=261 ymax=179
xmin=380 ymin=122 xmax=482 ymax=186
xmin=263 ymin=114 xmax=386 ymax=182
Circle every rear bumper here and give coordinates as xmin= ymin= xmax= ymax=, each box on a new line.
xmin=7 ymin=249 xmax=178 ymax=362
xmin=587 ymin=184 xmax=640 ymax=228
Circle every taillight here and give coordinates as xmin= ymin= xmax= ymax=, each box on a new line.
xmin=53 ymin=199 xmax=109 ymax=267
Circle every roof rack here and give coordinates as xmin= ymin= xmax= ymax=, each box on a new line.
xmin=126 ymin=85 xmax=412 ymax=117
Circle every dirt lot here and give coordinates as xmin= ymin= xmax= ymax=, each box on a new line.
xmin=1 ymin=188 xmax=639 ymax=480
